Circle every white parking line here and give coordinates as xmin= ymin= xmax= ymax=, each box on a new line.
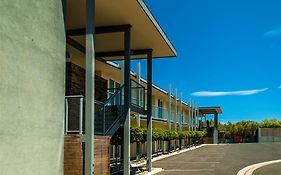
xmin=156 ymin=161 xmax=220 ymax=164
xmin=165 ymin=169 xmax=215 ymax=172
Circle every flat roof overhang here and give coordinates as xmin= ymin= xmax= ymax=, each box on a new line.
xmin=66 ymin=0 xmax=177 ymax=60
xmin=199 ymin=107 xmax=223 ymax=115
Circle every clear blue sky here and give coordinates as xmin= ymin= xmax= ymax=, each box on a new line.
xmin=131 ymin=0 xmax=281 ymax=123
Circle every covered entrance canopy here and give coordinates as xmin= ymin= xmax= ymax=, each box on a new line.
xmin=199 ymin=107 xmax=223 ymax=144
xmin=66 ymin=0 xmax=177 ymax=60
xmin=199 ymin=107 xmax=223 ymax=116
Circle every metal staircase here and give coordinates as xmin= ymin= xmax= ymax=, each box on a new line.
xmin=65 ymin=79 xmax=145 ymax=136
xmin=94 ymin=85 xmax=125 ymax=136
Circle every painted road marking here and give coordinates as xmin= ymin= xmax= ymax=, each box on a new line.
xmin=165 ymin=169 xmax=215 ymax=172
xmin=155 ymin=161 xmax=220 ymax=163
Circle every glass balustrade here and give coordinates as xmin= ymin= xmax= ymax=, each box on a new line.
xmin=152 ymin=105 xmax=168 ymax=120
xmin=131 ymin=79 xmax=145 ymax=109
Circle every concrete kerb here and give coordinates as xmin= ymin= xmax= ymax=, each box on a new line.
xmin=237 ymin=159 xmax=281 ymax=175
xmin=131 ymin=144 xmax=208 ymax=174
xmin=140 ymin=168 xmax=163 ymax=175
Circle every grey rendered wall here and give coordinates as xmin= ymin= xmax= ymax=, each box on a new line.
xmin=0 ymin=0 xmax=65 ymax=174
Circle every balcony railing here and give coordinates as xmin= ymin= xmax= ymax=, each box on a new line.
xmin=131 ymin=79 xmax=145 ymax=109
xmin=182 ymin=115 xmax=188 ymax=124
xmin=65 ymin=95 xmax=84 ymax=134
xmin=152 ymin=105 xmax=168 ymax=120
xmin=151 ymin=107 xmax=190 ymax=125
xmin=177 ymin=114 xmax=182 ymax=123
xmin=65 ymin=85 xmax=125 ymax=135
xmin=65 ymin=79 xmax=146 ymax=134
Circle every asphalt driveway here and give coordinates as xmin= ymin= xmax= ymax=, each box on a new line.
xmin=153 ymin=143 xmax=281 ymax=175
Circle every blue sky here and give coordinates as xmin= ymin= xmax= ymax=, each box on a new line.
xmin=131 ymin=0 xmax=281 ymax=123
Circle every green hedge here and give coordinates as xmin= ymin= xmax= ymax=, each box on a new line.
xmin=130 ymin=127 xmax=206 ymax=143
xmin=219 ymin=119 xmax=281 ymax=139
xmin=111 ymin=127 xmax=207 ymax=145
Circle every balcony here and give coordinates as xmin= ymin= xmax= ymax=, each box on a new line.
xmin=152 ymin=105 xmax=168 ymax=120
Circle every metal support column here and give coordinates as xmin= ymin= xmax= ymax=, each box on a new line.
xmin=191 ymin=100 xmax=194 ymax=131
xmin=79 ymin=97 xmax=84 ymax=135
xmin=146 ymin=50 xmax=153 ymax=172
xmin=179 ymin=91 xmax=183 ymax=131
xmin=174 ymin=88 xmax=177 ymax=131
xmin=188 ymin=98 xmax=191 ymax=131
xmin=136 ymin=61 xmax=141 ymax=161
xmin=194 ymin=103 xmax=197 ymax=131
xmin=136 ymin=62 xmax=141 ymax=126
xmin=213 ymin=113 xmax=218 ymax=144
xmin=85 ymin=0 xmax=95 ymax=174
xmin=197 ymin=107 xmax=199 ymax=130
xmin=168 ymin=84 xmax=172 ymax=130
xmin=123 ymin=27 xmax=131 ymax=175
xmin=65 ymin=98 xmax=69 ymax=134
xmin=196 ymin=107 xmax=198 ymax=130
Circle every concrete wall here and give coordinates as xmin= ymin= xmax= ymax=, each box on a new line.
xmin=258 ymin=128 xmax=281 ymax=143
xmin=0 ymin=0 xmax=65 ymax=174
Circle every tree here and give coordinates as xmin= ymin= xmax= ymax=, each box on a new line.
xmin=209 ymin=118 xmax=214 ymax=127
xmin=259 ymin=119 xmax=281 ymax=128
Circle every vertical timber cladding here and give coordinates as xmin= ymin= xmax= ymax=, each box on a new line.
xmin=65 ymin=62 xmax=107 ymax=100
xmin=0 ymin=0 xmax=65 ymax=174
xmin=64 ymin=135 xmax=111 ymax=175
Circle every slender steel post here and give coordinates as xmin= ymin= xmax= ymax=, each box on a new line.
xmin=196 ymin=105 xmax=198 ymax=130
xmin=196 ymin=107 xmax=198 ymax=130
xmin=123 ymin=27 xmax=131 ymax=175
xmin=65 ymin=98 xmax=68 ymax=134
xmin=197 ymin=106 xmax=199 ymax=130
xmin=146 ymin=50 xmax=153 ymax=172
xmin=193 ymin=102 xmax=195 ymax=131
xmin=188 ymin=98 xmax=191 ymax=131
xmin=85 ymin=0 xmax=95 ymax=174
xmin=79 ymin=97 xmax=83 ymax=134
xmin=136 ymin=62 xmax=141 ymax=126
xmin=179 ymin=91 xmax=183 ymax=131
xmin=213 ymin=113 xmax=218 ymax=144
xmin=194 ymin=102 xmax=196 ymax=131
xmin=174 ymin=88 xmax=177 ymax=131
xmin=168 ymin=84 xmax=172 ymax=130
xmin=136 ymin=62 xmax=141 ymax=161
xmin=190 ymin=101 xmax=194 ymax=131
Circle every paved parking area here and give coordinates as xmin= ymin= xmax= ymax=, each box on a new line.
xmin=153 ymin=143 xmax=281 ymax=175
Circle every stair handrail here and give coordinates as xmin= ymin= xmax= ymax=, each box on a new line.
xmin=94 ymin=85 xmax=125 ymax=135
xmin=103 ymin=85 xmax=124 ymax=105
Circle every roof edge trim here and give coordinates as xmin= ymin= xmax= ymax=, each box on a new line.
xmin=137 ymin=0 xmax=177 ymax=57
